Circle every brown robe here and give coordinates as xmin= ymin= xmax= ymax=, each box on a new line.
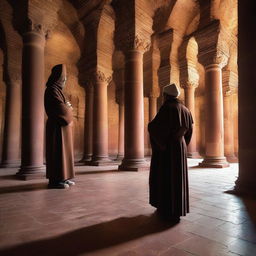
xmin=44 ymin=65 xmax=74 ymax=181
xmin=148 ymin=98 xmax=193 ymax=217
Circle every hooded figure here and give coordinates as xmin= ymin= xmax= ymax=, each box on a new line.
xmin=44 ymin=64 xmax=75 ymax=189
xmin=148 ymin=83 xmax=193 ymax=222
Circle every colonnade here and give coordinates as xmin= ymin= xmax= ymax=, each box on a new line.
xmin=0 ymin=23 xmax=239 ymax=176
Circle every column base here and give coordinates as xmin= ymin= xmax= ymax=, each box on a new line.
xmin=199 ymin=157 xmax=230 ymax=168
xmin=16 ymin=165 xmax=45 ymax=180
xmin=90 ymin=156 xmax=117 ymax=166
xmin=75 ymin=157 xmax=92 ymax=166
xmin=115 ymin=154 xmax=124 ymax=161
xmin=0 ymin=160 xmax=21 ymax=168
xmin=226 ymin=155 xmax=239 ymax=163
xmin=79 ymin=155 xmax=92 ymax=162
xmin=118 ymin=158 xmax=150 ymax=172
xmin=187 ymin=152 xmax=201 ymax=159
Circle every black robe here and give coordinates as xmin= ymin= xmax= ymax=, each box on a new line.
xmin=44 ymin=65 xmax=74 ymax=182
xmin=148 ymin=98 xmax=193 ymax=216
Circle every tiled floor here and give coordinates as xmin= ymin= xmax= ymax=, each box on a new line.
xmin=0 ymin=159 xmax=256 ymax=256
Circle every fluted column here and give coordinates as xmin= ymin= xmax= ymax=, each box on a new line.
xmin=199 ymin=63 xmax=229 ymax=168
xmin=91 ymin=71 xmax=112 ymax=165
xmin=223 ymin=90 xmax=237 ymax=162
xmin=17 ymin=25 xmax=46 ymax=179
xmin=119 ymin=38 xmax=150 ymax=171
xmin=184 ymin=84 xmax=200 ymax=158
xmin=116 ymin=88 xmax=124 ymax=160
xmin=81 ymin=83 xmax=93 ymax=163
xmin=0 ymin=78 xmax=21 ymax=167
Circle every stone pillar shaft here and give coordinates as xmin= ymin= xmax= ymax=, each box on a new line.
xmin=119 ymin=50 xmax=148 ymax=171
xmin=17 ymin=31 xmax=45 ymax=179
xmin=117 ymin=99 xmax=124 ymax=160
xmin=223 ymin=93 xmax=237 ymax=162
xmin=199 ymin=64 xmax=229 ymax=168
xmin=82 ymin=85 xmax=93 ymax=163
xmin=91 ymin=77 xmax=111 ymax=165
xmin=184 ymin=86 xmax=200 ymax=158
xmin=1 ymin=80 xmax=21 ymax=167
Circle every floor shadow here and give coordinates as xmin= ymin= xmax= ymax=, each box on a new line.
xmin=0 ymin=213 xmax=177 ymax=256
xmin=0 ymin=183 xmax=47 ymax=194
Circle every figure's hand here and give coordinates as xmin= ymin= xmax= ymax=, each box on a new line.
xmin=66 ymin=101 xmax=73 ymax=109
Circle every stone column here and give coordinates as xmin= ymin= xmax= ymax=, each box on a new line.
xmin=0 ymin=78 xmax=21 ymax=167
xmin=234 ymin=0 xmax=256 ymax=195
xmin=119 ymin=38 xmax=150 ymax=171
xmin=81 ymin=83 xmax=93 ymax=163
xmin=116 ymin=88 xmax=124 ymax=160
xmin=16 ymin=25 xmax=46 ymax=179
xmin=91 ymin=70 xmax=112 ymax=165
xmin=199 ymin=63 xmax=229 ymax=168
xmin=184 ymin=83 xmax=200 ymax=158
xmin=148 ymin=95 xmax=157 ymax=122
xmin=223 ymin=89 xmax=237 ymax=162
xmin=195 ymin=20 xmax=230 ymax=168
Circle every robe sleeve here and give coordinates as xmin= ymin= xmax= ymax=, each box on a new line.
xmin=184 ymin=112 xmax=193 ymax=146
xmin=148 ymin=105 xmax=171 ymax=151
xmin=45 ymin=88 xmax=73 ymax=126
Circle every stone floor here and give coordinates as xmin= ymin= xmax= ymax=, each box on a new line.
xmin=0 ymin=159 xmax=256 ymax=256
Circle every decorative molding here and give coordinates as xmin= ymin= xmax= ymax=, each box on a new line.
xmin=194 ymin=20 xmax=230 ymax=68
xmin=120 ymin=34 xmax=151 ymax=53
xmin=134 ymin=35 xmax=151 ymax=52
xmin=93 ymin=70 xmax=112 ymax=84
xmin=25 ymin=18 xmax=49 ymax=37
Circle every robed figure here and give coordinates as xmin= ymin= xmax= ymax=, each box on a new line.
xmin=148 ymin=83 xmax=193 ymax=222
xmin=44 ymin=64 xmax=75 ymax=189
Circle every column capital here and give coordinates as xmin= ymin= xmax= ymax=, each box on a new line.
xmin=22 ymin=19 xmax=47 ymax=48
xmin=122 ymin=35 xmax=151 ymax=54
xmin=201 ymin=50 xmax=229 ymax=69
xmin=194 ymin=20 xmax=230 ymax=68
xmin=90 ymin=70 xmax=112 ymax=84
xmin=181 ymin=80 xmax=199 ymax=90
xmin=23 ymin=18 xmax=49 ymax=38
